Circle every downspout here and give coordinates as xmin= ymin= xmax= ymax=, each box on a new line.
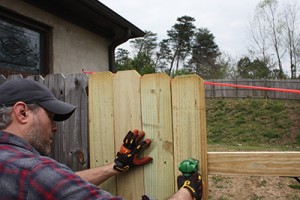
xmin=108 ymin=28 xmax=131 ymax=73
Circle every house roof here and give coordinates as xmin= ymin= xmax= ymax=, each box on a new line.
xmin=23 ymin=0 xmax=145 ymax=40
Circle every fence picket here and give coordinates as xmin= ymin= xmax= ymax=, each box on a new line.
xmin=113 ymin=70 xmax=144 ymax=199
xmin=64 ymin=73 xmax=89 ymax=171
xmin=27 ymin=75 xmax=45 ymax=84
xmin=44 ymin=74 xmax=69 ymax=166
xmin=89 ymin=72 xmax=117 ymax=194
xmin=141 ymin=73 xmax=174 ymax=199
xmin=7 ymin=74 xmax=23 ymax=80
xmin=0 ymin=75 xmax=6 ymax=84
xmin=171 ymin=74 xmax=208 ymax=199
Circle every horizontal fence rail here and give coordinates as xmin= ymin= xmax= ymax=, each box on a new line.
xmin=208 ymin=152 xmax=300 ymax=176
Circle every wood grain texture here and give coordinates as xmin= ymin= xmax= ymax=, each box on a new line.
xmin=88 ymin=72 xmax=116 ymax=194
xmin=171 ymin=74 xmax=208 ymax=199
xmin=44 ymin=74 xmax=68 ymax=166
xmin=208 ymin=152 xmax=300 ymax=176
xmin=113 ymin=70 xmax=144 ymax=199
xmin=0 ymin=75 xmax=6 ymax=84
xmin=141 ymin=73 xmax=174 ymax=199
xmin=27 ymin=75 xmax=45 ymax=84
xmin=64 ymin=73 xmax=89 ymax=171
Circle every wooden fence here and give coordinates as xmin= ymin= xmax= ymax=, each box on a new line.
xmin=1 ymin=71 xmax=300 ymax=200
xmin=88 ymin=71 xmax=207 ymax=199
xmin=205 ymin=79 xmax=300 ymax=100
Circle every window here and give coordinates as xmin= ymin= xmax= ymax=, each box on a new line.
xmin=0 ymin=6 xmax=50 ymax=76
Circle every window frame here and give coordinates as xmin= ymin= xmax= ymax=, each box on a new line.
xmin=0 ymin=6 xmax=51 ymax=76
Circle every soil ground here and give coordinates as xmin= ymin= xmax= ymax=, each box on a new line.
xmin=208 ymin=175 xmax=300 ymax=200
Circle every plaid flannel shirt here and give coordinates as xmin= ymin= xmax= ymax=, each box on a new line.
xmin=0 ymin=131 xmax=124 ymax=200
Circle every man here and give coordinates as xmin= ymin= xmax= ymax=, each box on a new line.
xmin=0 ymin=78 xmax=202 ymax=199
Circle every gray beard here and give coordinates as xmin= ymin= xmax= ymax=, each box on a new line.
xmin=25 ymin=116 xmax=52 ymax=156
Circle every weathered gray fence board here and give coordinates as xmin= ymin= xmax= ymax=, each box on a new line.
xmin=45 ymin=73 xmax=89 ymax=171
xmin=211 ymin=79 xmax=237 ymax=98
xmin=237 ymin=79 xmax=253 ymax=98
xmin=0 ymin=75 xmax=6 ymax=84
xmin=7 ymin=74 xmax=23 ymax=80
xmin=27 ymin=75 xmax=45 ymax=84
xmin=251 ymin=79 xmax=267 ymax=98
xmin=64 ymin=73 xmax=89 ymax=171
xmin=45 ymin=74 xmax=70 ymax=166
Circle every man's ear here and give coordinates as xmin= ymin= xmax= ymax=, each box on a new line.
xmin=13 ymin=102 xmax=29 ymax=123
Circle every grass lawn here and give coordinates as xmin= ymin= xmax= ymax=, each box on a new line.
xmin=206 ymin=98 xmax=300 ymax=152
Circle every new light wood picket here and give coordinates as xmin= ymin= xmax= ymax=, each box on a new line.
xmin=171 ymin=75 xmax=208 ymax=199
xmin=113 ymin=70 xmax=145 ymax=199
xmin=141 ymin=73 xmax=174 ymax=199
xmin=89 ymin=72 xmax=116 ymax=194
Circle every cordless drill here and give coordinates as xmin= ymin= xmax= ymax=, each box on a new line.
xmin=142 ymin=158 xmax=201 ymax=200
xmin=178 ymin=158 xmax=202 ymax=200
xmin=178 ymin=158 xmax=199 ymax=177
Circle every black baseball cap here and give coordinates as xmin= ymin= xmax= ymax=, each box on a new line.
xmin=0 ymin=78 xmax=76 ymax=121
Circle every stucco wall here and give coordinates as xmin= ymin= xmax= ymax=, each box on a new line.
xmin=1 ymin=0 xmax=111 ymax=75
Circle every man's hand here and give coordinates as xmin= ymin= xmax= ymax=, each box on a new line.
xmin=177 ymin=173 xmax=203 ymax=200
xmin=114 ymin=129 xmax=152 ymax=172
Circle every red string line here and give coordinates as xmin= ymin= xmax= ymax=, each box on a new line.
xmin=204 ymin=82 xmax=300 ymax=95
xmin=82 ymin=69 xmax=95 ymax=74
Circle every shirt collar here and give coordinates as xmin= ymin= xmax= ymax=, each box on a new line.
xmin=0 ymin=131 xmax=41 ymax=155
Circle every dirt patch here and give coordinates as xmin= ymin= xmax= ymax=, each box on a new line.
xmin=208 ymin=175 xmax=300 ymax=200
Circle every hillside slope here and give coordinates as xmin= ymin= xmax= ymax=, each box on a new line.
xmin=206 ymin=98 xmax=300 ymax=151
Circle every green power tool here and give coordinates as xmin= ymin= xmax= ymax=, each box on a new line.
xmin=178 ymin=158 xmax=199 ymax=177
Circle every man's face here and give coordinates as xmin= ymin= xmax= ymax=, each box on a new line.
xmin=26 ymin=107 xmax=57 ymax=156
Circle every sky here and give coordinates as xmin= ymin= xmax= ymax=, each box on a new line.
xmin=100 ymin=0 xmax=262 ymax=59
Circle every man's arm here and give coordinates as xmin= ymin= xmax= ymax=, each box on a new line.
xmin=168 ymin=188 xmax=193 ymax=200
xmin=75 ymin=163 xmax=118 ymax=185
xmin=29 ymin=161 xmax=123 ymax=199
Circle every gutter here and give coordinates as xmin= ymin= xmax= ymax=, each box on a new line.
xmin=108 ymin=28 xmax=132 ymax=73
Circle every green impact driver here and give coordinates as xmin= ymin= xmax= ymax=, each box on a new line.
xmin=178 ymin=158 xmax=199 ymax=177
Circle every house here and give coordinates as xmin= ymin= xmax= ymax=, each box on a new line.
xmin=0 ymin=0 xmax=144 ymax=77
